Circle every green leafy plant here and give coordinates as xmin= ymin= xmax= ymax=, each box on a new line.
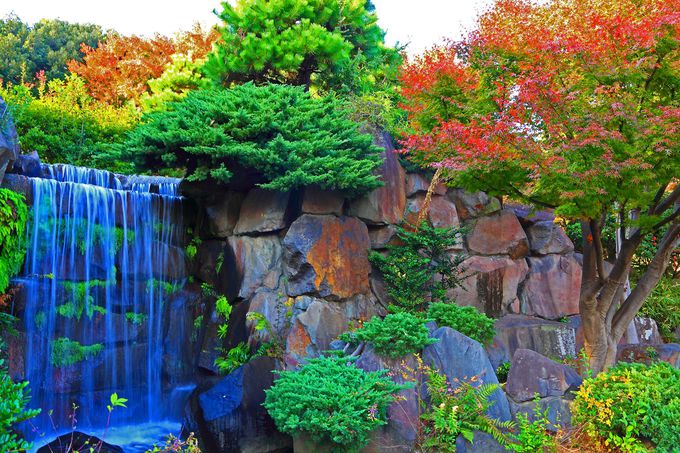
xmin=0 ymin=189 xmax=28 ymax=295
xmin=370 ymin=221 xmax=466 ymax=313
xmin=214 ymin=342 xmax=252 ymax=375
xmin=639 ymin=277 xmax=680 ymax=342
xmin=427 ymin=303 xmax=495 ymax=345
xmin=495 ymin=361 xmax=511 ymax=384
xmin=120 ymin=83 xmax=383 ymax=195
xmin=420 ymin=369 xmax=515 ymax=452
xmin=264 ymin=355 xmax=407 ymax=452
xmin=572 ymin=361 xmax=680 ymax=452
xmin=0 ymin=359 xmax=40 ymax=452
xmin=508 ymin=395 xmax=557 ymax=452
xmin=125 ymin=312 xmax=148 ymax=325
xmin=50 ymin=337 xmax=104 ymax=367
xmin=145 ymin=432 xmax=201 ymax=453
xmin=340 ymin=312 xmax=437 ymax=358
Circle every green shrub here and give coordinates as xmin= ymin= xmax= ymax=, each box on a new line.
xmin=0 ymin=189 xmax=28 ymax=294
xmin=508 ymin=396 xmax=557 ymax=452
xmin=572 ymin=361 xmax=680 ymax=452
xmin=50 ymin=338 xmax=104 ymax=367
xmin=0 ymin=359 xmax=40 ymax=452
xmin=427 ymin=303 xmax=496 ymax=345
xmin=420 ymin=368 xmax=514 ymax=452
xmin=639 ymin=277 xmax=680 ymax=342
xmin=370 ymin=221 xmax=466 ymax=313
xmin=264 ymin=356 xmax=407 ymax=452
xmin=120 ymin=83 xmax=384 ymax=195
xmin=340 ymin=312 xmax=437 ymax=358
xmin=495 ymin=361 xmax=511 ymax=384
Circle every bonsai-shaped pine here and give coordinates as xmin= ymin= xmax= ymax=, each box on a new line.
xmin=204 ymin=0 xmax=400 ymax=93
xmin=120 ymin=83 xmax=384 ymax=196
xmin=263 ymin=355 xmax=407 ymax=452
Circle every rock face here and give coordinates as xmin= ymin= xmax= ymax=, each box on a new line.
xmin=505 ymin=349 xmax=582 ymax=403
xmin=449 ymin=256 xmax=529 ymax=317
xmin=184 ymin=357 xmax=292 ymax=452
xmin=519 ymin=254 xmax=581 ymax=319
xmin=357 ymin=347 xmax=420 ymax=453
xmin=233 ymin=188 xmax=294 ymax=235
xmin=466 ymin=210 xmax=530 ymax=259
xmin=228 ymin=235 xmax=283 ymax=300
xmin=487 ymin=315 xmax=577 ymax=369
xmin=404 ymin=194 xmax=460 ymax=230
xmin=509 ymin=397 xmax=574 ymax=430
xmin=0 ymin=96 xmax=19 ymax=184
xmin=283 ymin=215 xmax=371 ymax=300
xmin=617 ymin=343 xmax=680 ymax=368
xmin=405 ymin=173 xmax=446 ymax=197
xmin=455 ymin=431 xmax=510 ymax=453
xmin=204 ymin=192 xmax=245 ymax=238
xmin=37 ymin=432 xmax=123 ymax=453
xmin=349 ymin=131 xmax=406 ymax=225
xmin=448 ymin=189 xmax=501 ymax=220
xmin=301 ymin=186 xmax=345 ymax=215
xmin=526 ymin=221 xmax=574 ymax=255
xmin=423 ymin=327 xmax=511 ymax=422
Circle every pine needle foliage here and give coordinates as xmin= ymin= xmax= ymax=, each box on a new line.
xmin=120 ymin=83 xmax=384 ymax=195
xmin=427 ymin=303 xmax=495 ymax=345
xmin=263 ymin=355 xmax=408 ymax=452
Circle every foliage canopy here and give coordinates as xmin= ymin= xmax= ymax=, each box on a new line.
xmin=121 ymin=83 xmax=384 ymax=194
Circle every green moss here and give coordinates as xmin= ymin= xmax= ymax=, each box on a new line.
xmin=146 ymin=278 xmax=179 ymax=295
xmin=50 ymin=338 xmax=103 ymax=367
xmin=0 ymin=189 xmax=28 ymax=294
xmin=38 ymin=218 xmax=135 ymax=256
xmin=125 ymin=312 xmax=148 ymax=325
xmin=57 ymin=280 xmax=110 ymax=320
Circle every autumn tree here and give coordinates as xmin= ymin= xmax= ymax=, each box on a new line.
xmin=400 ymin=0 xmax=679 ymax=373
xmin=204 ymin=0 xmax=400 ymax=92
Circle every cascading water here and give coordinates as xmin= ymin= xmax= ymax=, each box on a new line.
xmin=16 ymin=164 xmax=192 ymax=450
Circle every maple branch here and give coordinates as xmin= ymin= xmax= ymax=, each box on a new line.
xmin=590 ymin=218 xmax=607 ymax=285
xmin=654 ymin=184 xmax=680 ymax=216
xmin=648 ymin=182 xmax=670 ymax=215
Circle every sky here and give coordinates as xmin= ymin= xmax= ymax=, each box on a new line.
xmin=0 ymin=0 xmax=494 ymax=55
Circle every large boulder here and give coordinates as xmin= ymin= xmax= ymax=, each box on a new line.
xmin=509 ymin=397 xmax=574 ymax=430
xmin=466 ymin=210 xmax=530 ymax=259
xmin=423 ymin=327 xmax=511 ymax=422
xmin=448 ymin=256 xmax=529 ymax=317
xmin=526 ymin=221 xmax=574 ymax=255
xmin=448 ymin=189 xmax=501 ymax=220
xmin=300 ymin=185 xmax=345 ymax=215
xmin=505 ymin=349 xmax=582 ymax=403
xmin=519 ymin=254 xmax=581 ymax=319
xmin=617 ymin=343 xmax=680 ymax=368
xmin=204 ymin=191 xmax=245 ymax=238
xmin=0 ymin=97 xmax=20 ymax=184
xmin=283 ymin=215 xmax=371 ymax=300
xmin=357 ymin=347 xmax=420 ymax=453
xmin=405 ymin=172 xmax=447 ymax=197
xmin=12 ymin=150 xmax=42 ymax=178
xmin=348 ymin=131 xmax=406 ymax=225
xmin=233 ymin=188 xmax=295 ymax=235
xmin=404 ymin=194 xmax=461 ymax=230
xmin=184 ymin=357 xmax=292 ymax=452
xmin=227 ymin=235 xmax=283 ymax=301
xmin=37 ymin=432 xmax=123 ymax=453
xmin=455 ymin=431 xmax=510 ymax=453
xmin=486 ymin=315 xmax=578 ymax=369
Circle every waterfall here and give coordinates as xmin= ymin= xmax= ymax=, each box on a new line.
xmin=17 ymin=164 xmax=190 ymax=445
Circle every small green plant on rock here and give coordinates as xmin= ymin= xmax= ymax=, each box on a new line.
xmin=0 ymin=359 xmax=40 ymax=452
xmin=340 ymin=312 xmax=437 ymax=358
xmin=508 ymin=395 xmax=557 ymax=452
xmin=0 ymin=188 xmax=28 ymax=295
xmin=264 ymin=356 xmax=408 ymax=452
xmin=369 ymin=220 xmax=465 ymax=313
xmin=125 ymin=312 xmax=148 ymax=325
xmin=495 ymin=361 xmax=511 ymax=384
xmin=427 ymin=302 xmax=495 ymax=345
xmin=50 ymin=338 xmax=104 ymax=367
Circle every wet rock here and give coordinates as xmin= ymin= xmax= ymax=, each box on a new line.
xmin=404 ymin=194 xmax=461 ymax=230
xmin=448 ymin=256 xmax=529 ymax=317
xmin=204 ymin=191 xmax=245 ymax=238
xmin=227 ymin=235 xmax=283 ymax=301
xmin=505 ymin=349 xmax=582 ymax=403
xmin=455 ymin=431 xmax=511 ymax=453
xmin=486 ymin=315 xmax=577 ymax=369
xmin=193 ymin=240 xmax=227 ymax=286
xmin=283 ymin=215 xmax=371 ymax=300
xmin=466 ymin=210 xmax=529 ymax=258
xmin=348 ymin=131 xmax=406 ymax=225
xmin=185 ymin=356 xmax=293 ymax=452
xmin=38 ymin=432 xmax=123 ymax=453
xmin=519 ymin=254 xmax=581 ymax=319
xmin=0 ymin=97 xmax=19 ymax=184
xmin=526 ymin=221 xmax=574 ymax=255
xmin=509 ymin=397 xmax=573 ymax=430
xmin=448 ymin=189 xmax=501 ymax=220
xmin=0 ymin=173 xmax=32 ymax=203
xmin=301 ymin=185 xmax=345 ymax=215
xmin=12 ymin=151 xmax=42 ymax=178
xmin=617 ymin=343 xmax=680 ymax=368
xmin=234 ymin=188 xmax=294 ymax=235
xmin=423 ymin=327 xmax=512 ymax=422
xmin=358 ymin=347 xmax=420 ymax=453
xmin=405 ymin=172 xmax=446 ymax=197
xmin=368 ymin=225 xmax=397 ymax=250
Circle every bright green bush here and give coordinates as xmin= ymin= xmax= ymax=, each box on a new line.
xmin=640 ymin=277 xmax=680 ymax=342
xmin=508 ymin=396 xmax=557 ymax=453
xmin=50 ymin=338 xmax=104 ymax=367
xmin=341 ymin=312 xmax=437 ymax=358
xmin=263 ymin=356 xmax=406 ymax=452
xmin=420 ymin=368 xmax=514 ymax=452
xmin=427 ymin=303 xmax=496 ymax=345
xmin=370 ymin=221 xmax=466 ymax=313
xmin=120 ymin=83 xmax=384 ymax=195
xmin=572 ymin=361 xmax=680 ymax=452
xmin=0 ymin=188 xmax=28 ymax=294
xmin=0 ymin=359 xmax=40 ymax=452
xmin=204 ymin=0 xmax=400 ymax=93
